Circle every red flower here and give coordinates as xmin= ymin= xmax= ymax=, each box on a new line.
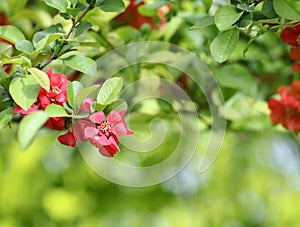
xmin=58 ymin=97 xmax=96 ymax=147
xmin=14 ymin=68 xmax=68 ymax=130
xmin=114 ymin=0 xmax=171 ymax=30
xmin=58 ymin=130 xmax=76 ymax=147
xmin=83 ymin=110 xmax=133 ymax=157
xmin=280 ymin=25 xmax=300 ymax=46
xmin=280 ymin=24 xmax=300 ymax=73
xmin=268 ymin=81 xmax=300 ymax=134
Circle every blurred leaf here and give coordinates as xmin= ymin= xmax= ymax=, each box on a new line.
xmin=273 ymin=0 xmax=300 ymax=20
xmin=202 ymin=0 xmax=212 ymax=12
xmin=0 ymin=107 xmax=13 ymax=130
xmin=262 ymin=0 xmax=277 ymax=18
xmin=43 ymin=0 xmax=68 ymax=12
xmin=45 ymin=104 xmax=70 ymax=117
xmin=214 ymin=64 xmax=258 ymax=97
xmin=98 ymin=0 xmax=125 ymax=12
xmin=97 ymin=77 xmax=123 ymax=105
xmin=72 ymin=81 xmax=84 ymax=96
xmin=0 ymin=25 xmax=26 ymax=45
xmin=210 ymin=28 xmax=239 ymax=63
xmin=67 ymin=81 xmax=74 ymax=108
xmin=214 ymin=5 xmax=243 ymax=31
xmin=72 ymin=21 xmax=92 ymax=38
xmin=18 ymin=111 xmax=49 ymax=150
xmin=138 ymin=1 xmax=166 ymax=16
xmin=15 ymin=40 xmax=34 ymax=55
xmin=62 ymin=54 xmax=96 ymax=77
xmin=66 ymin=8 xmax=81 ymax=17
xmin=9 ymin=76 xmax=40 ymax=111
xmin=28 ymin=67 xmax=50 ymax=91
xmin=75 ymin=85 xmax=99 ymax=106
xmin=190 ymin=16 xmax=214 ymax=30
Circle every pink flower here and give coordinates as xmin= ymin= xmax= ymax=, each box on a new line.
xmin=58 ymin=130 xmax=76 ymax=147
xmin=84 ymin=110 xmax=133 ymax=157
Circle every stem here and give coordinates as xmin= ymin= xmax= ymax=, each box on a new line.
xmin=39 ymin=4 xmax=94 ymax=70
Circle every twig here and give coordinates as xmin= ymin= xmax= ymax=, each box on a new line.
xmin=39 ymin=4 xmax=94 ymax=70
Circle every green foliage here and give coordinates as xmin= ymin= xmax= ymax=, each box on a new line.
xmin=28 ymin=67 xmax=50 ymax=91
xmin=18 ymin=111 xmax=49 ymax=149
xmin=98 ymin=0 xmax=125 ymax=12
xmin=43 ymin=0 xmax=68 ymax=12
xmin=0 ymin=107 xmax=13 ymax=129
xmin=0 ymin=25 xmax=26 ymax=44
xmin=97 ymin=77 xmax=123 ymax=105
xmin=214 ymin=5 xmax=243 ymax=31
xmin=9 ymin=76 xmax=40 ymax=111
xmin=210 ymin=29 xmax=239 ymax=63
xmin=273 ymin=0 xmax=300 ymax=20
xmin=45 ymin=104 xmax=70 ymax=117
xmin=62 ymin=53 xmax=97 ymax=77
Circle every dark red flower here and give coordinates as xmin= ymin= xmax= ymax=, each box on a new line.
xmin=280 ymin=25 xmax=300 ymax=46
xmin=280 ymin=24 xmax=300 ymax=73
xmin=114 ymin=0 xmax=171 ymax=30
xmin=268 ymin=81 xmax=300 ymax=134
xmin=58 ymin=130 xmax=76 ymax=147
xmin=83 ymin=109 xmax=133 ymax=157
xmin=14 ymin=68 xmax=68 ymax=130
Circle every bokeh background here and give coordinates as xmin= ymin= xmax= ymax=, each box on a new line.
xmin=1 ymin=0 xmax=300 ymax=226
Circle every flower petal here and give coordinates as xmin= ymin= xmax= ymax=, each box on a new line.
xmin=58 ymin=130 xmax=76 ymax=147
xmin=112 ymin=122 xmax=127 ymax=136
xmin=84 ymin=127 xmax=98 ymax=139
xmin=280 ymin=27 xmax=299 ymax=46
xmin=89 ymin=111 xmax=105 ymax=124
xmin=107 ymin=110 xmax=122 ymax=124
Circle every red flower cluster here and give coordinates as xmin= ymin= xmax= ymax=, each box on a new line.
xmin=14 ymin=68 xmax=68 ymax=130
xmin=280 ymin=24 xmax=300 ymax=72
xmin=268 ymin=81 xmax=300 ymax=134
xmin=58 ymin=98 xmax=133 ymax=157
xmin=114 ymin=0 xmax=171 ymax=30
xmin=14 ymin=68 xmax=133 ymax=157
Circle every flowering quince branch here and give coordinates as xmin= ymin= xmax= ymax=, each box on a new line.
xmin=0 ymin=0 xmax=137 ymax=157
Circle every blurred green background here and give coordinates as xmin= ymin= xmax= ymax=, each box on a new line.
xmin=1 ymin=127 xmax=300 ymax=226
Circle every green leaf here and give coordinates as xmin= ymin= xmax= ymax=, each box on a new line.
xmin=45 ymin=104 xmax=70 ymax=117
xmin=202 ymin=0 xmax=212 ymax=13
xmin=97 ymin=77 xmax=123 ymax=105
xmin=9 ymin=76 xmax=40 ymax=111
xmin=273 ymin=0 xmax=300 ymax=20
xmin=72 ymin=21 xmax=92 ymax=38
xmin=138 ymin=2 xmax=166 ymax=16
xmin=72 ymin=81 xmax=84 ymax=96
xmin=62 ymin=54 xmax=96 ymax=77
xmin=75 ymin=85 xmax=99 ymax=107
xmin=67 ymin=81 xmax=74 ymax=108
xmin=190 ymin=16 xmax=215 ymax=30
xmin=210 ymin=29 xmax=240 ymax=63
xmin=214 ymin=64 xmax=258 ymax=97
xmin=18 ymin=111 xmax=49 ymax=150
xmin=0 ymin=107 xmax=14 ymax=130
xmin=98 ymin=0 xmax=125 ymax=13
xmin=28 ymin=67 xmax=50 ymax=91
xmin=15 ymin=40 xmax=34 ymax=55
xmin=214 ymin=5 xmax=243 ymax=31
xmin=0 ymin=25 xmax=26 ymax=45
xmin=32 ymin=33 xmax=65 ymax=58
xmin=43 ymin=0 xmax=68 ymax=12
xmin=262 ymin=0 xmax=277 ymax=18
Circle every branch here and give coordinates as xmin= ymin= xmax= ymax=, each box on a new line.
xmin=39 ymin=4 xmax=94 ymax=70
